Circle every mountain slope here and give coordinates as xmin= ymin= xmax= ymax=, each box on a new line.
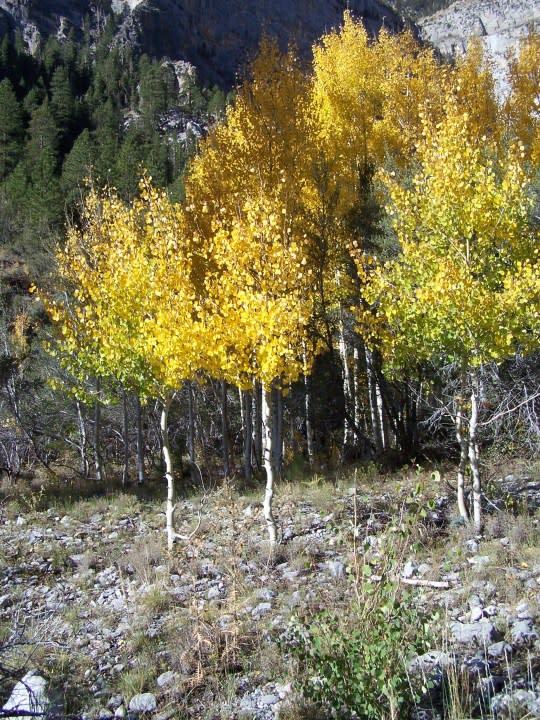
xmin=0 ymin=0 xmax=404 ymax=87
xmin=418 ymin=0 xmax=540 ymax=85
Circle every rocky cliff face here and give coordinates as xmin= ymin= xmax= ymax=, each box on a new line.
xmin=418 ymin=0 xmax=540 ymax=87
xmin=0 ymin=0 xmax=403 ymax=86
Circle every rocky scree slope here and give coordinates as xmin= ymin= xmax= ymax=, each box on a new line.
xmin=0 ymin=472 xmax=539 ymax=719
xmin=0 ymin=0 xmax=404 ymax=87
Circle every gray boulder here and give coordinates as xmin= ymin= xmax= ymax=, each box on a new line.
xmin=2 ymin=671 xmax=48 ymax=720
xmin=128 ymin=693 xmax=157 ymax=714
xmin=450 ymin=621 xmax=500 ymax=645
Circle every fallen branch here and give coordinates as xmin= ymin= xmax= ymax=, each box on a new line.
xmin=400 ymin=577 xmax=451 ymax=589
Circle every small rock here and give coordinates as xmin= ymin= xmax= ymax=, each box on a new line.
xmin=402 ymin=560 xmax=418 ymax=578
xmin=488 ymin=641 xmax=512 ymax=659
xmin=466 ymin=539 xmax=479 ymax=553
xmin=491 ymin=689 xmax=540 ymax=718
xmin=470 ymin=606 xmax=484 ymax=622
xmin=450 ymin=621 xmax=500 ymax=645
xmin=510 ymin=619 xmax=538 ymax=647
xmin=326 ymin=560 xmax=345 ymax=578
xmin=515 ymin=601 xmax=535 ymax=620
xmin=468 ymin=555 xmax=491 ymax=567
xmin=207 ymin=586 xmax=221 ymax=600
xmin=15 ymin=516 xmax=26 ymax=526
xmin=106 ymin=695 xmax=124 ymax=710
xmin=251 ymin=602 xmax=272 ymax=618
xmin=156 ymin=672 xmax=177 ymax=689
xmin=128 ymin=694 xmax=157 ymax=714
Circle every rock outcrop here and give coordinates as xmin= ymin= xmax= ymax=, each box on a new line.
xmin=0 ymin=0 xmax=404 ymax=86
xmin=419 ymin=0 xmax=540 ymax=89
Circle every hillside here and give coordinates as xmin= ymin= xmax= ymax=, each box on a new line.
xmin=1 ymin=466 xmax=539 ymax=719
xmin=0 ymin=0 xmax=403 ymax=87
xmin=418 ymin=0 xmax=540 ymax=87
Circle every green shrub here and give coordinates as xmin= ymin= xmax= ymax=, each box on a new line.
xmin=284 ymin=578 xmax=430 ymax=719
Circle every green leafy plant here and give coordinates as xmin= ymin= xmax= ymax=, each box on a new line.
xmin=285 ymin=578 xmax=430 ymax=719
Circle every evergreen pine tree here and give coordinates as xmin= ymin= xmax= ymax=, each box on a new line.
xmin=0 ymin=79 xmax=24 ymax=181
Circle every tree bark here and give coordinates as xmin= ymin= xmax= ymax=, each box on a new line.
xmin=135 ymin=396 xmax=145 ymax=485
xmin=272 ymin=386 xmax=283 ymax=476
xmin=94 ymin=378 xmax=104 ymax=483
xmin=456 ymin=364 xmax=470 ymax=522
xmin=221 ymin=380 xmax=230 ymax=478
xmin=339 ymin=315 xmax=354 ymax=447
xmin=76 ymin=400 xmax=89 ymax=478
xmin=242 ymin=389 xmax=253 ymax=483
xmin=365 ymin=346 xmax=384 ymax=454
xmin=469 ymin=371 xmax=482 ymax=532
xmin=262 ymin=385 xmax=278 ymax=545
xmin=187 ymin=381 xmax=197 ymax=484
xmin=121 ymin=389 xmax=129 ymax=487
xmin=161 ymin=395 xmax=176 ymax=552
xmin=253 ymin=380 xmax=262 ymax=470
xmin=304 ymin=368 xmax=314 ymax=466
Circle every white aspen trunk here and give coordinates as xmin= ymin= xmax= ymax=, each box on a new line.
xmin=365 ymin=346 xmax=384 ymax=454
xmin=253 ymin=380 xmax=262 ymax=470
xmin=76 ymin=400 xmax=89 ymax=478
xmin=304 ymin=372 xmax=314 ymax=466
xmin=353 ymin=345 xmax=362 ymax=435
xmin=161 ymin=395 xmax=176 ymax=552
xmin=376 ymin=381 xmax=388 ymax=450
xmin=262 ymin=385 xmax=278 ymax=546
xmin=272 ymin=386 xmax=283 ymax=475
xmin=468 ymin=373 xmax=482 ymax=532
xmin=122 ymin=389 xmax=129 ymax=487
xmin=242 ymin=390 xmax=253 ymax=483
xmin=455 ymin=364 xmax=470 ymax=522
xmin=135 ymin=396 xmax=145 ymax=485
xmin=221 ymin=380 xmax=230 ymax=478
xmin=94 ymin=378 xmax=104 ymax=483
xmin=238 ymin=387 xmax=244 ymax=429
xmin=338 ymin=316 xmax=354 ymax=447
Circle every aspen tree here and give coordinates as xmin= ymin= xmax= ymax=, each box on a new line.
xmin=186 ymin=40 xmax=319 ymax=544
xmin=38 ymin=177 xmax=212 ymax=550
xmin=357 ymin=106 xmax=540 ymax=531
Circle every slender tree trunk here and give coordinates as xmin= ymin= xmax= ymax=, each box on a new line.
xmin=135 ymin=396 xmax=145 ymax=485
xmin=455 ymin=363 xmax=470 ymax=522
xmin=262 ymin=385 xmax=278 ymax=545
xmin=304 ymin=369 xmax=314 ymax=467
xmin=253 ymin=380 xmax=262 ymax=470
xmin=469 ymin=371 xmax=482 ymax=532
xmin=242 ymin=389 xmax=253 ymax=483
xmin=94 ymin=378 xmax=104 ymax=483
xmin=272 ymin=386 xmax=283 ymax=476
xmin=121 ymin=389 xmax=129 ymax=487
xmin=161 ymin=395 xmax=176 ymax=552
xmin=221 ymin=380 xmax=230 ymax=478
xmin=187 ymin=381 xmax=196 ymax=484
xmin=353 ymin=345 xmax=362 ymax=435
xmin=76 ymin=400 xmax=89 ymax=478
xmin=365 ymin=346 xmax=384 ymax=454
xmin=376 ymin=381 xmax=388 ymax=450
xmin=339 ymin=316 xmax=354 ymax=447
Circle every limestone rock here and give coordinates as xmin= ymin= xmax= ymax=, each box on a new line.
xmin=419 ymin=0 xmax=540 ymax=91
xmin=128 ymin=693 xmax=157 ymax=713
xmin=2 ymin=671 xmax=48 ymax=720
xmin=450 ymin=620 xmax=500 ymax=645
